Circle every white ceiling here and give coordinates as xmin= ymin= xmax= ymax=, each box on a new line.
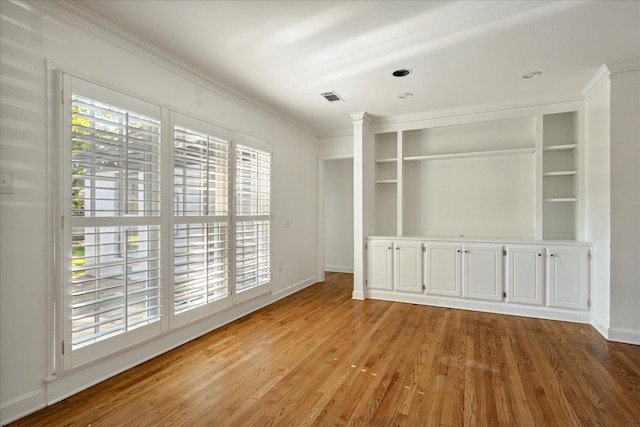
xmin=74 ymin=0 xmax=640 ymax=134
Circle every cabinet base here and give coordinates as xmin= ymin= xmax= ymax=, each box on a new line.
xmin=363 ymin=289 xmax=591 ymax=324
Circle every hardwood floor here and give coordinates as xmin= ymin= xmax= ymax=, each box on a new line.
xmin=11 ymin=272 xmax=640 ymax=426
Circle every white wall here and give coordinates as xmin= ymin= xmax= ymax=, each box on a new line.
xmin=0 ymin=1 xmax=319 ymax=423
xmin=609 ymin=68 xmax=640 ymax=343
xmin=324 ymin=159 xmax=354 ymax=272
xmin=584 ymin=71 xmax=611 ymax=334
xmin=318 ymin=133 xmax=353 ymax=157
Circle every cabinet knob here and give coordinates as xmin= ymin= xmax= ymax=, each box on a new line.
xmin=457 ymin=250 xmax=461 ymax=253
xmin=465 ymin=250 xmax=469 ymax=254
xmin=550 ymin=254 xmax=555 ymax=257
xmin=538 ymin=253 xmax=541 ymax=256
xmin=388 ymin=247 xmax=391 ymax=250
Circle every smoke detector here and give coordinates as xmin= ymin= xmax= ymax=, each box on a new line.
xmin=321 ymin=91 xmax=344 ymax=103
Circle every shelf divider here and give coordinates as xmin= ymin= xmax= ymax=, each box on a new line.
xmin=375 ymin=157 xmax=397 ymax=164
xmin=542 ymin=144 xmax=578 ymax=152
xmin=543 ymin=198 xmax=578 ymax=202
xmin=404 ymin=147 xmax=534 ymax=162
xmin=543 ymin=170 xmax=577 ymax=177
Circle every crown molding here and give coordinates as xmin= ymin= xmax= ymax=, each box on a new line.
xmin=582 ymin=64 xmax=611 ymax=100
xmin=318 ymin=128 xmax=353 ymax=140
xmin=607 ymin=60 xmax=640 ymax=75
xmin=371 ymin=95 xmax=584 ymax=130
xmin=349 ymin=111 xmax=375 ymax=126
xmin=39 ymin=0 xmax=318 ymax=137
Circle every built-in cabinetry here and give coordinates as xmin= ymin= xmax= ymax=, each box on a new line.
xmin=362 ymin=105 xmax=590 ymax=323
xmin=367 ymin=239 xmax=393 ymax=290
xmin=423 ymin=242 xmax=503 ymax=301
xmin=546 ymin=246 xmax=590 ymax=309
xmin=394 ymin=240 xmax=422 ymax=293
xmin=542 ymin=112 xmax=581 ymax=240
xmin=373 ymin=110 xmax=583 ymax=240
xmin=368 ymin=237 xmax=591 ymax=320
xmin=506 ymin=245 xmax=545 ymax=306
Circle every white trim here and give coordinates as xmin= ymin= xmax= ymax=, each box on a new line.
xmin=45 ymin=60 xmax=60 ymax=382
xmin=317 ymin=153 xmax=355 ymax=285
xmin=607 ymin=60 xmax=640 ymax=75
xmin=317 ymin=157 xmax=325 ymax=283
xmin=581 ymin=64 xmax=611 ymax=100
xmin=367 ymin=235 xmax=592 ymax=246
xmin=608 ymin=328 xmax=640 ymax=345
xmin=352 ymin=290 xmax=365 ymax=300
xmin=591 ymin=318 xmax=640 ymax=345
xmin=372 ymin=97 xmax=584 ymax=131
xmin=235 ymin=132 xmax=272 ymax=152
xmin=318 ymin=128 xmax=353 ymax=139
xmin=590 ymin=317 xmax=610 ymax=340
xmin=36 ymin=1 xmax=318 ymax=137
xmin=272 ymin=276 xmax=318 ymax=300
xmin=0 ymin=389 xmax=47 ymax=426
xmin=324 ymin=266 xmax=354 ymax=273
xmin=365 ymin=290 xmax=592 ymax=324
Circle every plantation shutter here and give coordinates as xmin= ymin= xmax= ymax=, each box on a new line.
xmin=67 ymin=76 xmax=163 ymax=360
xmin=173 ymin=114 xmax=231 ymax=320
xmin=235 ymin=135 xmax=272 ymax=294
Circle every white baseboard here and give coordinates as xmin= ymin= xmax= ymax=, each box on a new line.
xmin=352 ymin=290 xmax=365 ymax=300
xmin=590 ymin=317 xmax=610 ymax=340
xmin=364 ymin=290 xmax=592 ymax=324
xmin=608 ymin=327 xmax=640 ymax=345
xmin=591 ymin=318 xmax=640 ymax=345
xmin=272 ymin=276 xmax=318 ymax=301
xmin=0 ymin=389 xmax=46 ymax=426
xmin=324 ymin=265 xmax=354 ymax=273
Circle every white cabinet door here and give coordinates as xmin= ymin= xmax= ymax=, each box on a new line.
xmin=547 ymin=246 xmax=589 ymax=310
xmin=463 ymin=244 xmax=503 ymax=301
xmin=394 ymin=241 xmax=423 ymax=293
xmin=367 ymin=239 xmax=394 ymax=290
xmin=424 ymin=243 xmax=462 ymax=297
xmin=507 ymin=246 xmax=544 ymax=306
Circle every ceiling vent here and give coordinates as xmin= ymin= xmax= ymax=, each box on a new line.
xmin=321 ymin=91 xmax=344 ymax=103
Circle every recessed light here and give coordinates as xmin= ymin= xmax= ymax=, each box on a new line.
xmin=398 ymin=92 xmax=413 ymax=99
xmin=522 ymin=71 xmax=543 ymax=79
xmin=393 ymin=69 xmax=412 ymax=77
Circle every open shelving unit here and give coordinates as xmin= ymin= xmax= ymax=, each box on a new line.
xmin=542 ymin=112 xmax=580 ymax=240
xmin=371 ymin=110 xmax=583 ymax=241
xmin=374 ymin=132 xmax=398 ymax=235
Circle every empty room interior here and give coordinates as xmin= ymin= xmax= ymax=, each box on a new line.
xmin=1 ymin=0 xmax=639 ymax=425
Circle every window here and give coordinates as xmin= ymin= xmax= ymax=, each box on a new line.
xmin=235 ymin=142 xmax=272 ymax=294
xmin=173 ymin=115 xmax=231 ymax=320
xmin=69 ymin=83 xmax=162 ymax=357
xmin=60 ymin=75 xmax=272 ymax=369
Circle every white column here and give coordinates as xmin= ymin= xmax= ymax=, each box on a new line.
xmin=609 ymin=65 xmax=640 ymax=344
xmin=351 ymin=112 xmax=373 ymax=299
xmin=583 ymin=65 xmax=611 ymax=337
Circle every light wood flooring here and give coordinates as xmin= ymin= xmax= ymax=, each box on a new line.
xmin=11 ymin=272 xmax=640 ymax=426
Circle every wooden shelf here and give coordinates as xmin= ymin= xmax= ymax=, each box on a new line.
xmin=375 ymin=179 xmax=398 ymax=184
xmin=375 ymin=158 xmax=397 ymax=164
xmin=544 ymin=198 xmax=578 ymax=202
xmin=543 ymin=171 xmax=577 ymax=177
xmin=543 ymin=144 xmax=577 ymax=152
xmin=403 ymin=147 xmax=534 ymax=162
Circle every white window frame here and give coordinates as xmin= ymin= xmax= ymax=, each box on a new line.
xmin=59 ymin=74 xmax=164 ymax=369
xmin=171 ymin=113 xmax=233 ymax=328
xmin=233 ymin=133 xmax=273 ymax=304
xmin=55 ymin=74 xmax=273 ymax=372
